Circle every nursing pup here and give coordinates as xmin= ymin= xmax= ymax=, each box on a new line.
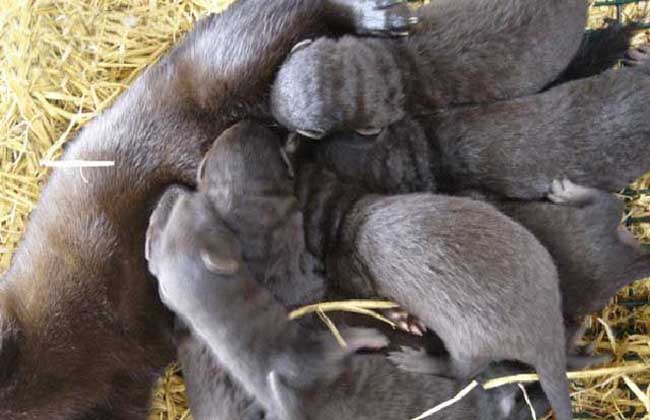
xmin=146 ymin=186 xmax=391 ymax=420
xmin=216 ymin=120 xmax=571 ymax=420
xmin=492 ymin=180 xmax=650 ymax=343
xmin=292 ymin=44 xmax=650 ymax=202
xmin=147 ymin=147 xmax=552 ymax=420
xmin=176 ymin=121 xmax=450 ymax=418
xmin=175 ymin=323 xmax=267 ymax=420
xmin=433 ymin=45 xmax=650 ymax=199
xmin=177 ymin=333 xmax=552 ymax=420
xmin=195 ymin=122 xmax=326 ymax=310
xmin=0 ymin=0 xmax=418 ymax=417
xmin=271 ymin=0 xmax=588 ymax=137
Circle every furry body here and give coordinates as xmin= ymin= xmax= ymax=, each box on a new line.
xmin=160 ymin=121 xmax=555 ymax=420
xmin=0 ymin=0 xmax=415 ymax=417
xmin=271 ymin=0 xmax=588 ymax=136
xmin=292 ymin=160 xmax=572 ymax=420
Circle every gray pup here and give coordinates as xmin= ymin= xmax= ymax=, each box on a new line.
xmin=147 ymin=180 xmax=551 ymax=420
xmin=433 ymin=45 xmax=650 ymax=199
xmin=145 ymin=186 xmax=390 ymax=420
xmin=177 ymin=331 xmax=553 ymax=420
xmin=195 ymin=120 xmax=429 ymax=340
xmin=290 ymin=129 xmax=650 ymax=341
xmin=294 ymin=45 xmax=650 ymax=200
xmin=195 ymin=122 xmax=326 ymax=310
xmin=489 ymin=180 xmax=650 ymax=344
xmin=252 ymin=127 xmax=571 ymax=419
xmin=0 ymin=0 xmax=419 ymax=417
xmin=271 ymin=0 xmax=588 ymax=137
xmin=175 ymin=324 xmax=267 ymax=420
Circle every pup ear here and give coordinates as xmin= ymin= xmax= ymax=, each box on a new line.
xmin=196 ymin=156 xmax=208 ymax=186
xmin=199 ymin=248 xmax=240 ymax=275
xmin=197 ymin=216 xmax=242 ymax=276
xmin=0 ymin=309 xmax=21 ymax=382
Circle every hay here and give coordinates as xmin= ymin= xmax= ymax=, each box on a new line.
xmin=290 ymin=300 xmax=401 ymax=347
xmin=0 ymin=1 xmax=648 ymax=420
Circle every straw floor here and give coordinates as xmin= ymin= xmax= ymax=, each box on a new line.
xmin=0 ymin=1 xmax=649 ymax=419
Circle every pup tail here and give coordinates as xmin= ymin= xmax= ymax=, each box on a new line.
xmin=550 ymin=20 xmax=641 ymax=87
xmin=535 ymin=352 xmax=573 ymax=420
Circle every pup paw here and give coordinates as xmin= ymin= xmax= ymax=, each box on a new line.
xmin=548 ymin=178 xmax=597 ymax=206
xmin=333 ymin=0 xmax=419 ymax=37
xmin=383 ymin=307 xmax=426 ymax=336
xmin=388 ymin=346 xmax=446 ymax=374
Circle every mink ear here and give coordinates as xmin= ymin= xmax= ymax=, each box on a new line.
xmin=0 ymin=308 xmax=21 ymax=383
xmin=200 ymin=248 xmax=240 ymax=275
xmin=197 ymin=217 xmax=242 ymax=276
xmin=196 ymin=156 xmax=208 ymax=186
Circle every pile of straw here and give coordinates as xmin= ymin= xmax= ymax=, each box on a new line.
xmin=0 ymin=1 xmax=648 ymax=419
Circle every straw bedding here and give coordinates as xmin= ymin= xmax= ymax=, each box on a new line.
xmin=0 ymin=1 xmax=648 ymax=419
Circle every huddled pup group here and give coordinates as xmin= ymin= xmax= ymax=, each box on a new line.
xmin=0 ymin=0 xmax=649 ymax=419
xmin=146 ymin=2 xmax=650 ymax=420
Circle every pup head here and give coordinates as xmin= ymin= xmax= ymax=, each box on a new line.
xmin=146 ymin=187 xmax=245 ymax=315
xmin=196 ymin=121 xmax=293 ymax=216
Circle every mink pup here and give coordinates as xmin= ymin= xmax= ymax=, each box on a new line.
xmin=433 ymin=45 xmax=650 ymax=199
xmin=176 ymin=120 xmax=436 ymax=419
xmin=290 ymin=132 xmax=650 ymax=343
xmin=295 ymin=164 xmax=573 ymax=420
xmin=489 ymin=180 xmax=650 ymax=344
xmin=194 ymin=122 xmax=326 ymax=310
xmin=0 ymin=0 xmax=420 ymax=417
xmin=210 ymin=121 xmax=572 ymax=420
xmin=147 ymin=183 xmax=552 ymax=420
xmin=194 ymin=119 xmax=429 ymax=340
xmin=146 ymin=186 xmax=392 ymax=420
xmin=271 ymin=0 xmax=588 ymax=137
xmin=177 ymin=327 xmax=554 ymax=420
xmin=289 ymin=45 xmax=650 ymax=199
